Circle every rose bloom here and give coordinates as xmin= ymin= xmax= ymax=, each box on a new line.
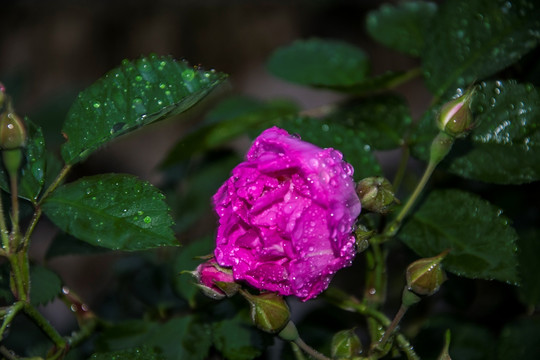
xmin=213 ymin=127 xmax=361 ymax=301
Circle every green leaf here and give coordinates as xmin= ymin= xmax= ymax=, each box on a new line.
xmin=172 ymin=236 xmax=215 ymax=307
xmin=411 ymin=81 xmax=540 ymax=184
xmin=422 ymin=0 xmax=540 ymax=96
xmin=324 ymin=70 xmax=421 ymax=95
xmin=0 ymin=118 xmax=47 ymax=203
xmin=212 ymin=313 xmax=266 ymax=360
xmin=497 ymin=318 xmax=540 ymax=359
xmin=274 ymin=116 xmax=382 ymax=180
xmin=96 ymin=317 xmax=211 ymax=360
xmin=517 ymin=229 xmax=540 ymax=306
xmin=267 ymin=38 xmax=369 ymax=87
xmin=400 ymin=189 xmax=519 ymax=284
xmin=61 ymin=55 xmax=227 ymax=165
xmin=89 ymin=347 xmax=165 ymax=360
xmin=30 ymin=265 xmax=62 ymax=306
xmin=325 ymin=93 xmax=412 ymax=150
xmin=161 ymin=97 xmax=298 ymax=168
xmin=367 ymin=1 xmax=438 ymax=57
xmin=45 ymin=233 xmax=109 ymax=259
xmin=42 ymin=174 xmax=176 ymax=251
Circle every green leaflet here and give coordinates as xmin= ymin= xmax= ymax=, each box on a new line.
xmin=29 ymin=265 xmax=62 ymax=306
xmin=42 ymin=174 xmax=176 ymax=251
xmin=422 ymin=0 xmax=540 ymax=96
xmin=400 ymin=189 xmax=519 ymax=284
xmin=367 ymin=1 xmax=438 ymax=57
xmin=61 ymin=55 xmax=227 ymax=165
xmin=267 ymin=38 xmax=369 ymax=87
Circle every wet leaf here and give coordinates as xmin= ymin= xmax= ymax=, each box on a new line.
xmin=411 ymin=81 xmax=540 ymax=184
xmin=267 ymin=38 xmax=369 ymax=87
xmin=161 ymin=97 xmax=297 ymax=168
xmin=274 ymin=116 xmax=382 ymax=180
xmin=61 ymin=55 xmax=227 ymax=165
xmin=0 ymin=118 xmax=47 ymax=203
xmin=422 ymin=0 xmax=540 ymax=96
xmin=212 ymin=313 xmax=267 ymax=360
xmin=400 ymin=189 xmax=519 ymax=284
xmin=42 ymin=174 xmax=176 ymax=251
xmin=367 ymin=1 xmax=438 ymax=56
xmin=30 ymin=265 xmax=62 ymax=306
xmin=324 ymin=93 xmax=412 ymax=150
xmin=45 ymin=233 xmax=109 ymax=259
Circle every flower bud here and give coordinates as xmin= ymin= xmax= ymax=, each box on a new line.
xmin=0 ymin=112 xmax=27 ymax=150
xmin=192 ymin=258 xmax=238 ymax=300
xmin=240 ymin=290 xmax=290 ymax=334
xmin=331 ymin=328 xmax=362 ymax=359
xmin=437 ymin=88 xmax=474 ymax=138
xmin=406 ymin=250 xmax=449 ymax=296
xmin=0 ymin=82 xmax=5 ymax=108
xmin=354 ymin=224 xmax=374 ymax=253
xmin=356 ymin=177 xmax=398 ymax=214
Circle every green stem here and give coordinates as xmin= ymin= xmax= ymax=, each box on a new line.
xmin=0 ymin=301 xmax=24 ymax=339
xmin=0 ymin=191 xmax=10 ymax=252
xmin=23 ymin=302 xmax=66 ymax=351
xmin=38 ymin=164 xmax=72 ymax=205
xmin=323 ymin=288 xmax=420 ymax=360
xmin=9 ymin=250 xmax=30 ymax=301
xmin=376 ymin=304 xmax=409 ymax=350
xmin=291 ymin=342 xmax=307 ymax=360
xmin=294 ymin=337 xmax=332 ymax=360
xmin=9 ymin=172 xmax=20 ymax=238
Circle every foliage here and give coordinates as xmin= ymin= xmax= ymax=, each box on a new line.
xmin=1 ymin=1 xmax=540 ymax=360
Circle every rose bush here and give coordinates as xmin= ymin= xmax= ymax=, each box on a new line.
xmin=213 ymin=127 xmax=361 ymax=301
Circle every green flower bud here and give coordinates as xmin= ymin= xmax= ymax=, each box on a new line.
xmin=354 ymin=224 xmax=373 ymax=253
xmin=406 ymin=250 xmax=449 ymax=296
xmin=437 ymin=88 xmax=474 ymax=138
xmin=356 ymin=177 xmax=398 ymax=214
xmin=240 ymin=290 xmax=290 ymax=333
xmin=331 ymin=328 xmax=362 ymax=359
xmin=0 ymin=112 xmax=27 ymax=150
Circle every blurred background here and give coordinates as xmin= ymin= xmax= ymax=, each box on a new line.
xmin=0 ymin=0 xmax=432 ymax=348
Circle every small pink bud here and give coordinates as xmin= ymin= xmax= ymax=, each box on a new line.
xmin=194 ymin=258 xmax=238 ymax=299
xmin=437 ymin=88 xmax=474 ymax=138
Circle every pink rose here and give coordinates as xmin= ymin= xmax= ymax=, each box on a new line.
xmin=213 ymin=127 xmax=361 ymax=301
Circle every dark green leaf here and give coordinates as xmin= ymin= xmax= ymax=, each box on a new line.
xmin=325 ymin=70 xmax=421 ymax=95
xmin=400 ymin=189 xmax=519 ymax=284
xmin=45 ymin=233 xmax=109 ymax=259
xmin=411 ymin=81 xmax=540 ymax=184
xmin=497 ymin=318 xmax=540 ymax=359
xmin=422 ymin=0 xmax=540 ymax=96
xmin=0 ymin=118 xmax=47 ymax=203
xmin=274 ymin=116 xmax=382 ymax=180
xmin=367 ymin=1 xmax=437 ymax=56
xmin=161 ymin=98 xmax=298 ymax=168
xmin=212 ymin=314 xmax=266 ymax=360
xmin=517 ymin=229 xmax=540 ymax=306
xmin=30 ymin=265 xmax=62 ymax=306
xmin=325 ymin=93 xmax=412 ymax=150
xmin=96 ymin=317 xmax=211 ymax=360
xmin=172 ymin=236 xmax=215 ymax=307
xmin=89 ymin=347 xmax=165 ymax=360
xmin=267 ymin=38 xmax=369 ymax=87
xmin=42 ymin=174 xmax=176 ymax=251
xmin=61 ymin=55 xmax=227 ymax=164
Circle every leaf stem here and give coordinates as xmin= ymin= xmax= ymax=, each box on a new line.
xmin=376 ymin=304 xmax=409 ymax=350
xmin=9 ymin=172 xmax=20 ymax=239
xmin=38 ymin=164 xmax=72 ymax=205
xmin=0 ymin=191 xmax=11 ymax=252
xmin=392 ymin=145 xmax=410 ymax=192
xmin=22 ymin=302 xmax=66 ymax=351
xmin=291 ymin=342 xmax=308 ymax=360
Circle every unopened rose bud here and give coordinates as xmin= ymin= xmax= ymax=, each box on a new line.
xmin=356 ymin=177 xmax=398 ymax=214
xmin=240 ymin=290 xmax=290 ymax=333
xmin=437 ymin=88 xmax=474 ymax=138
xmin=0 ymin=112 xmax=27 ymax=150
xmin=354 ymin=224 xmax=373 ymax=253
xmin=192 ymin=258 xmax=238 ymax=300
xmin=331 ymin=328 xmax=362 ymax=359
xmin=406 ymin=250 xmax=449 ymax=296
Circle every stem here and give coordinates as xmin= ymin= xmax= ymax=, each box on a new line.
xmin=376 ymin=304 xmax=409 ymax=349
xmin=291 ymin=342 xmax=307 ymax=360
xmin=9 ymin=172 xmax=20 ymax=237
xmin=0 ymin=191 xmax=10 ymax=252
xmin=38 ymin=164 xmax=72 ymax=205
xmin=23 ymin=302 xmax=66 ymax=350
xmin=0 ymin=301 xmax=24 ymax=339
xmin=294 ymin=337 xmax=332 ymax=360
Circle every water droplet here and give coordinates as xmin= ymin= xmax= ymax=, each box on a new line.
xmin=93 ymin=101 xmax=101 ymax=109
xmin=181 ymin=68 xmax=195 ymax=81
xmin=144 ymin=216 xmax=152 ymax=224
